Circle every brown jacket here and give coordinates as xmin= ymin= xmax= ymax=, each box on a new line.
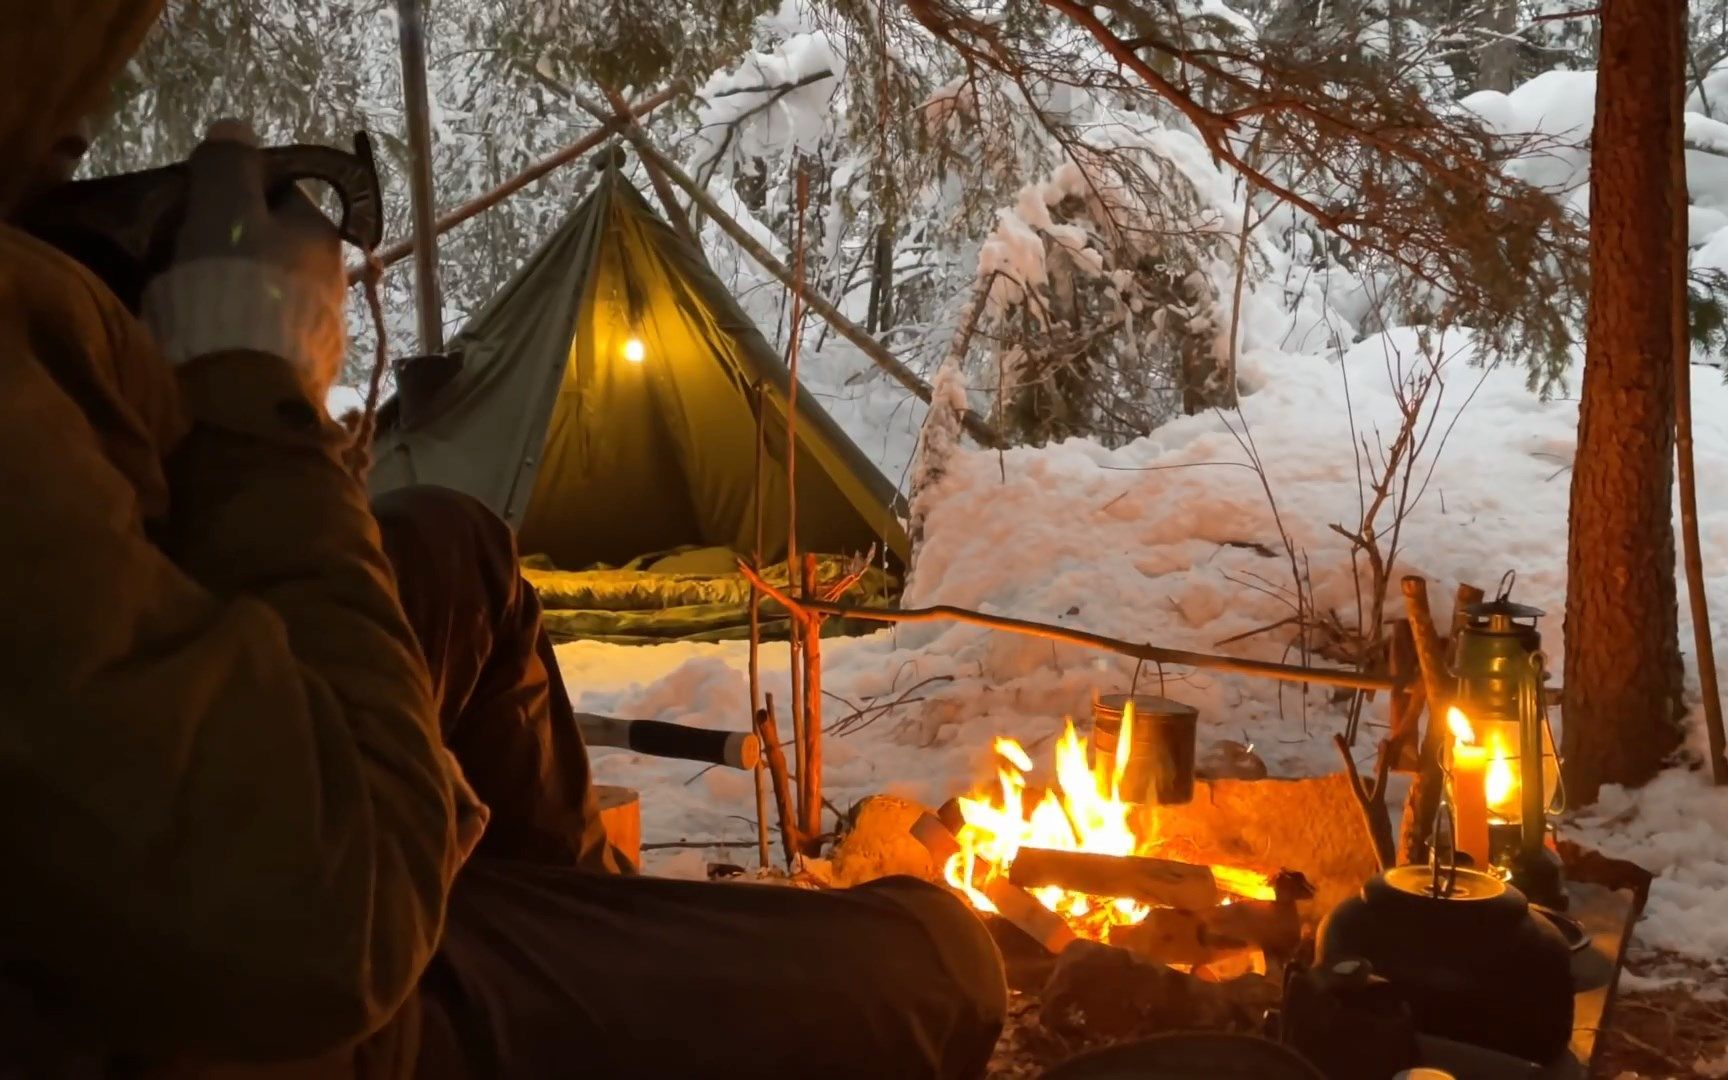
xmin=0 ymin=172 xmax=460 ymax=1073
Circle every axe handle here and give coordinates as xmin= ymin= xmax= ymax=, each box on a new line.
xmin=575 ymin=713 xmax=760 ymax=771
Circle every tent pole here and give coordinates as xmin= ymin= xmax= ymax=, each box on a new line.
xmin=608 ymin=125 xmax=1006 ymax=449
xmin=348 ymin=86 xmax=679 ymax=284
xmin=596 ymin=85 xmax=701 ymax=250
xmin=396 ymin=0 xmax=444 ymax=352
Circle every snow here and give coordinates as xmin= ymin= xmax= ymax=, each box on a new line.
xmin=555 ymin=305 xmax=1728 ymax=960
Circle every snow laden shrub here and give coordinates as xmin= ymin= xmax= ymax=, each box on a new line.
xmin=975 ymin=157 xmax=1231 ymax=447
xmin=907 ymin=0 xmax=1587 ymax=393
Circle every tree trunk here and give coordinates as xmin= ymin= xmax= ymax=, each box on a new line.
xmin=1563 ymin=0 xmax=1689 ymax=804
xmin=1478 ymin=0 xmax=1521 ymax=93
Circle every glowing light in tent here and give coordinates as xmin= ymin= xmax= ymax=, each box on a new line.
xmin=623 ymin=337 xmax=646 ymax=363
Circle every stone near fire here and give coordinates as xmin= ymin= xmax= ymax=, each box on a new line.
xmin=1196 ymin=739 xmax=1269 ymax=781
xmin=827 ymin=795 xmax=942 ymax=887
xmin=1145 ymin=774 xmax=1380 ymax=928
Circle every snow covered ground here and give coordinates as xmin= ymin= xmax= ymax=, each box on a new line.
xmin=553 ymin=327 xmax=1728 ymax=968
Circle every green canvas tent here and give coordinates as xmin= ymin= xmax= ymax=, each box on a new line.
xmin=369 ymin=156 xmax=911 ymax=588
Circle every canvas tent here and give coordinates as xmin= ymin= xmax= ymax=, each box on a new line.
xmin=369 ymin=154 xmax=909 ymax=640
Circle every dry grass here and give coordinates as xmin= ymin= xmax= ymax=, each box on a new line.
xmin=1596 ymin=956 xmax=1728 ymax=1079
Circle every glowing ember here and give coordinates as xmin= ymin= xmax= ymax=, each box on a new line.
xmin=943 ymin=703 xmax=1274 ymax=941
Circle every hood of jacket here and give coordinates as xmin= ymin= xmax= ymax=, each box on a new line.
xmin=0 ymin=0 xmax=163 ymax=209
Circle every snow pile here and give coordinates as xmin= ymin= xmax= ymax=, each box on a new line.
xmin=1574 ymin=770 xmax=1728 ymax=966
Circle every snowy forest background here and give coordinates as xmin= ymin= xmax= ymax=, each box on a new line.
xmin=81 ymin=0 xmax=1728 ymax=979
xmin=100 ymin=0 xmax=1714 ymax=451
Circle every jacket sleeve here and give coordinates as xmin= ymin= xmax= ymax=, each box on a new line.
xmin=0 ymin=297 xmax=462 ymax=1061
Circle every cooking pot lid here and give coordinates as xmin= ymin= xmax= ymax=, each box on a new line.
xmin=1384 ymin=865 xmax=1508 ymax=901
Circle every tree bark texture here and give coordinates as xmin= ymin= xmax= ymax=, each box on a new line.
xmin=1564 ymin=0 xmax=1689 ymax=804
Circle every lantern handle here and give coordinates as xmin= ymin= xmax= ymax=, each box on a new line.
xmin=1531 ymin=651 xmax=1568 ymax=817
xmin=1430 ymin=765 xmax=1462 ymax=896
xmin=1495 ymin=569 xmax=1517 ymax=604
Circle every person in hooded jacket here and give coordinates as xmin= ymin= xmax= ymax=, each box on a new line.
xmin=0 ymin=4 xmax=1007 ymax=1079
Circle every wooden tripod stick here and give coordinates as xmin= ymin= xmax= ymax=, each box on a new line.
xmin=1397 ymin=577 xmax=1484 ymax=864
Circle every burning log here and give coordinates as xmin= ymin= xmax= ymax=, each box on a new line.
xmin=910 ymin=812 xmax=1078 ymax=954
xmin=1040 ymin=940 xmax=1279 ymax=1041
xmin=1108 ymin=898 xmax=1302 ymax=967
xmin=1007 ymin=847 xmax=1220 ymax=911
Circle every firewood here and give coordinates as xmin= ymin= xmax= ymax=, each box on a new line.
xmin=908 ymin=812 xmax=1078 ymax=954
xmin=1109 ymin=898 xmax=1302 ymax=967
xmin=1008 ymin=848 xmax=1219 ymax=911
xmin=985 ymin=878 xmax=1080 ymax=955
xmin=1040 ymin=940 xmax=1278 ymax=1041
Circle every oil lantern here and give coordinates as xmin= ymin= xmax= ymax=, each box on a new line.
xmin=1449 ymin=576 xmax=1566 ymax=907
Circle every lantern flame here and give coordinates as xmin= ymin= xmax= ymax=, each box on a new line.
xmin=942 ymin=703 xmax=1274 ymax=942
xmin=1485 ymin=741 xmax=1517 ymax=814
xmin=623 ymin=337 xmax=646 ymax=363
xmin=1447 ymin=706 xmax=1475 ymax=744
xmin=1449 ymin=706 xmax=1519 ymax=818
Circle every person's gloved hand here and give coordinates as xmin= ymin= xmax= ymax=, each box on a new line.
xmin=140 ymin=118 xmax=346 ymax=398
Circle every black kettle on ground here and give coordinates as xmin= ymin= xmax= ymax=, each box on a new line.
xmin=1314 ymin=865 xmax=1574 ymax=1065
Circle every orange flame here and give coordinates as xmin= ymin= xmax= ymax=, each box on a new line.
xmin=1449 ymin=706 xmax=1519 ymax=817
xmin=943 ymin=702 xmax=1274 ymax=941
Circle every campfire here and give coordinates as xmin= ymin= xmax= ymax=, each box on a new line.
xmin=928 ymin=704 xmax=1288 ymax=974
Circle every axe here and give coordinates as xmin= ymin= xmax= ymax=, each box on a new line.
xmin=575 ymin=713 xmax=760 ymax=771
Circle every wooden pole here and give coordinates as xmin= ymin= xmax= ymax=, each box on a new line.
xmin=749 ymin=383 xmax=771 ymax=869
xmin=394 ymin=0 xmax=444 ymax=352
xmin=735 ymin=560 xmax=1395 ymax=693
xmin=759 ymin=695 xmax=800 ymax=868
xmin=595 ymin=86 xmax=700 ymax=250
xmin=1672 ymin=2 xmax=1728 ymax=785
xmin=347 ymin=87 xmax=679 ymax=284
xmin=1398 ymin=577 xmax=1480 ymax=864
xmin=1388 ymin=621 xmax=1424 ymax=770
xmin=800 ymin=554 xmax=824 ymax=848
xmin=785 ymin=163 xmax=812 ymax=847
xmin=608 ymin=127 xmax=1005 ymax=448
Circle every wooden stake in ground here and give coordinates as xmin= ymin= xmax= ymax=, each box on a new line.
xmin=800 ymin=553 xmax=824 ymax=848
xmin=1398 ymin=578 xmax=1482 ymax=864
xmin=1671 ymin=3 xmax=1728 ymax=787
xmin=759 ymin=695 xmax=800 ymax=868
xmin=1387 ymin=622 xmax=1425 ymax=770
xmin=749 ymin=382 xmax=771 ymax=869
xmin=784 ymin=162 xmax=810 ymax=850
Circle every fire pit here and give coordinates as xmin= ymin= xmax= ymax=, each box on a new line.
xmin=909 ymin=711 xmax=1308 ymax=978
